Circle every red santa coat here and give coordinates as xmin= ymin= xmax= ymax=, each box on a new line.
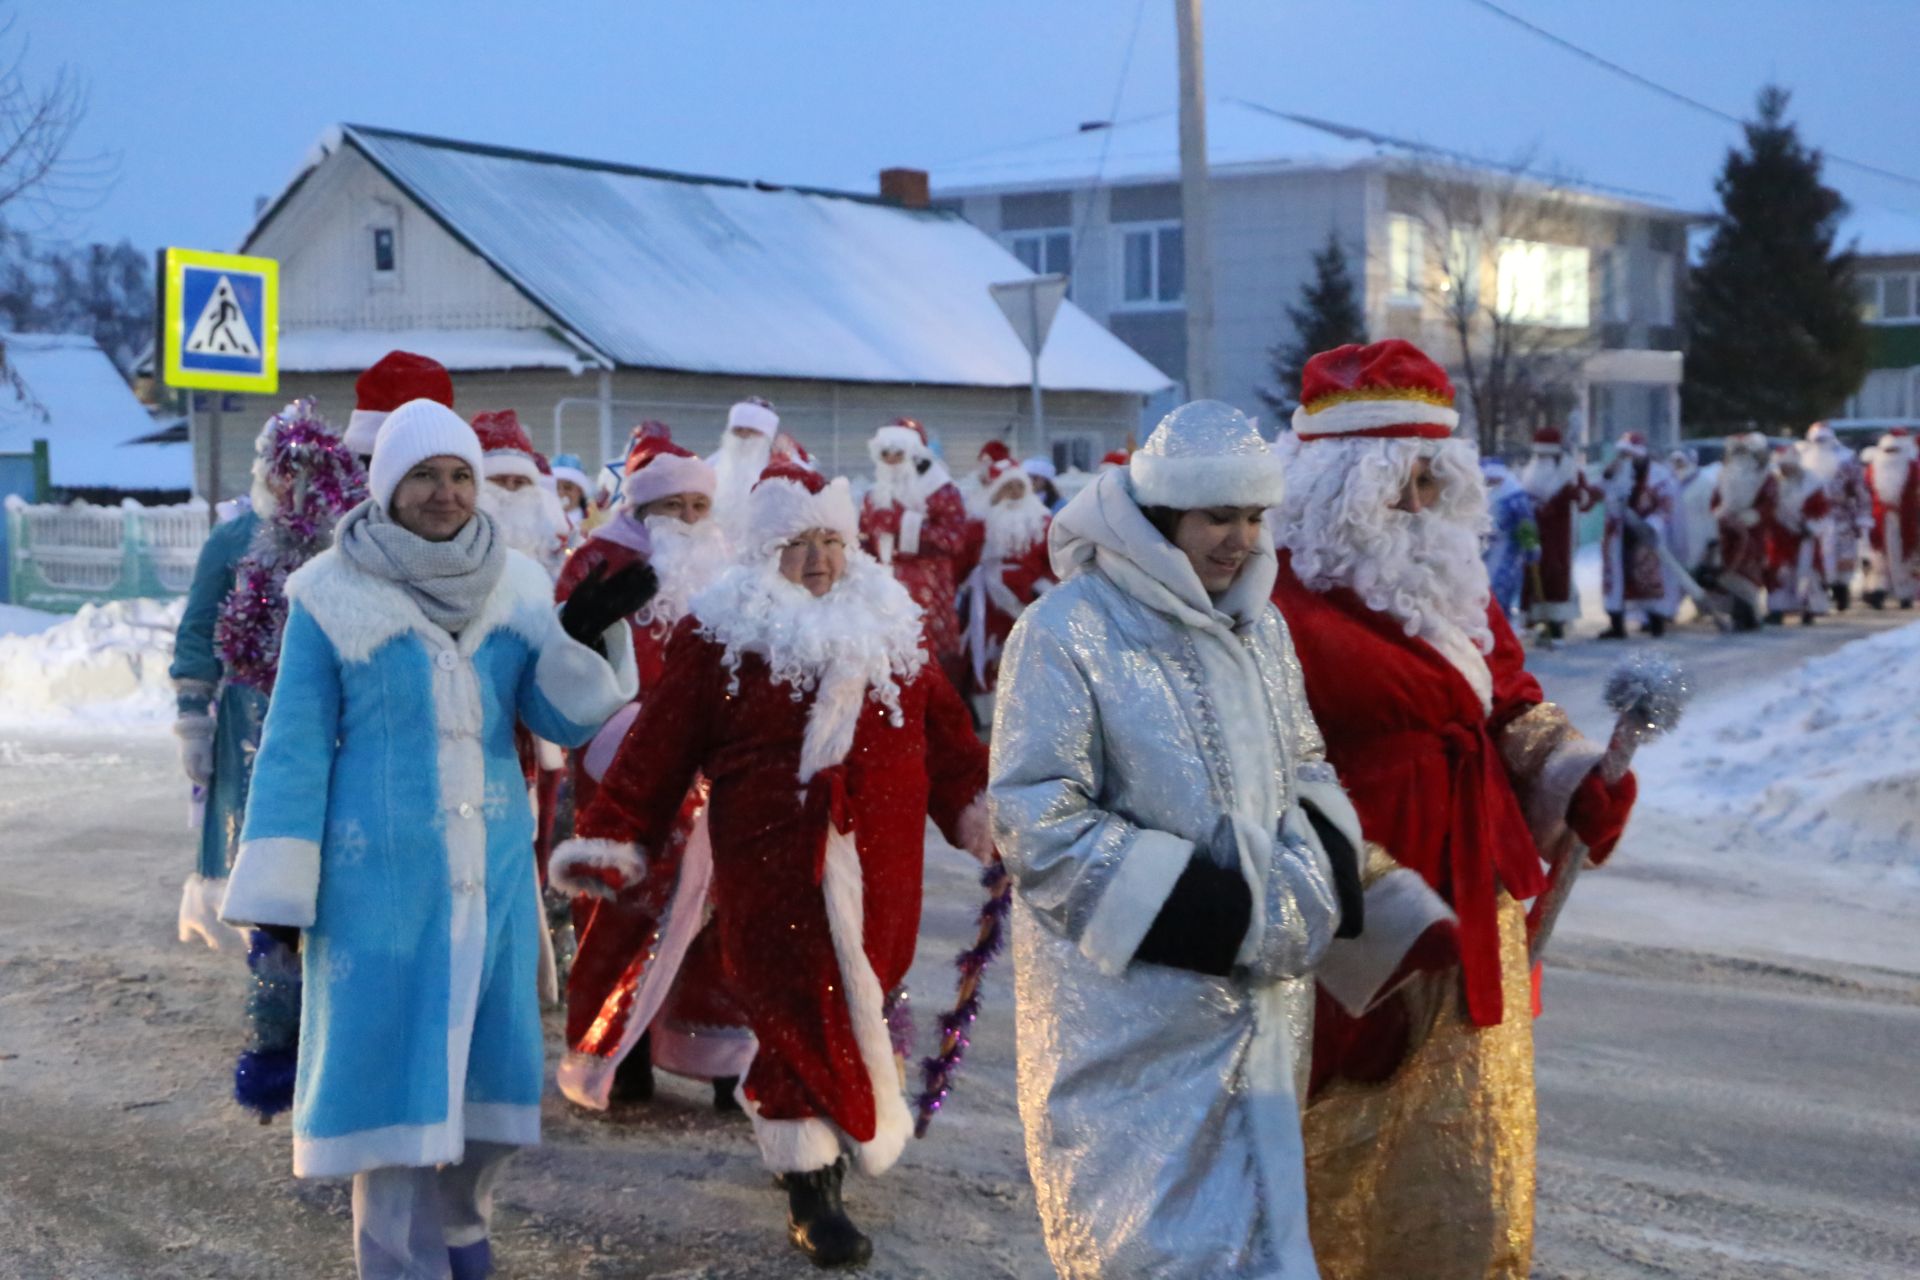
xmin=1602 ymin=458 xmax=1675 ymax=610
xmin=576 ymin=617 xmax=987 ymax=1168
xmin=1521 ymin=466 xmax=1597 ymax=623
xmin=1272 ymin=553 xmax=1546 ymax=1032
xmin=860 ymin=481 xmax=972 ymax=677
xmin=1868 ymin=452 xmax=1920 ymax=569
xmin=1713 ymin=471 xmax=1779 ymax=600
xmin=1766 ymin=474 xmax=1832 ymax=589
xmin=962 ymin=521 xmax=1053 ymax=693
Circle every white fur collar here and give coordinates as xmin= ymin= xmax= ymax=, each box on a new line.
xmin=286 ymin=546 xmax=555 ymax=663
xmin=689 ymin=556 xmax=926 ymax=782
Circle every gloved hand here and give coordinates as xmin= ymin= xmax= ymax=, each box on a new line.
xmin=1567 ymin=767 xmax=1638 ymax=863
xmin=1134 ymin=817 xmax=1251 ymax=977
xmin=559 ymin=560 xmax=658 ymax=650
xmin=174 ymin=714 xmax=215 ymax=786
xmin=550 ymin=838 xmax=649 ymax=901
xmin=1300 ymin=801 xmax=1365 ymax=940
xmin=259 ymin=924 xmax=301 ymax=951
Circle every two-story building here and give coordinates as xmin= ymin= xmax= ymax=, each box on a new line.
xmin=189 ymin=124 xmax=1168 ymax=499
xmin=1845 ymin=205 xmax=1920 ymax=419
xmin=931 ymin=100 xmax=1698 ymax=458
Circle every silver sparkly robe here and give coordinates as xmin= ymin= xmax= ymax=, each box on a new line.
xmin=989 ymin=469 xmax=1351 ymax=1279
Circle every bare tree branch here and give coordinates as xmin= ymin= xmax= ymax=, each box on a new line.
xmin=0 ymin=10 xmax=116 ymax=231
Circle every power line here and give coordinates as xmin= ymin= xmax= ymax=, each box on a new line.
xmin=1462 ymin=0 xmax=1920 ymax=192
xmin=1073 ymin=0 xmax=1153 ymax=248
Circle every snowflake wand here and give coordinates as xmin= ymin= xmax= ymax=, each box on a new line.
xmin=913 ymin=858 xmax=1012 ymax=1138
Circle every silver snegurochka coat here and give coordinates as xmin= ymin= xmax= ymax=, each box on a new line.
xmin=988 ymin=469 xmax=1357 ymax=1279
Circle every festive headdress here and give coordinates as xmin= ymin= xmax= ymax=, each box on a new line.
xmin=727 ymin=396 xmax=780 ymax=437
xmin=746 ymin=459 xmax=859 ymax=555
xmin=1532 ymin=427 xmax=1566 ymax=453
xmin=345 ymin=351 xmax=454 ymax=457
xmin=1725 ymin=430 xmax=1771 ymax=459
xmin=1806 ymin=422 xmax=1837 ymax=445
xmin=870 ymin=416 xmax=930 ymax=462
xmin=621 ymin=421 xmax=717 ymax=509
xmin=550 ymin=453 xmax=592 ymax=493
xmin=983 ymin=455 xmax=1033 ymax=502
xmin=470 ymin=409 xmax=541 ymax=482
xmin=978 ymin=439 xmax=1014 ymax=467
xmin=1614 ymin=431 xmax=1650 ymax=460
xmin=1099 ymin=449 xmax=1132 ymax=470
xmin=1291 ymin=339 xmax=1459 ymax=441
xmin=368 ymin=399 xmax=484 ymax=511
xmin=1130 ymin=399 xmax=1287 ymax=509
xmin=1879 ymin=428 xmax=1917 ymax=457
xmin=1022 ymin=455 xmax=1058 ymax=480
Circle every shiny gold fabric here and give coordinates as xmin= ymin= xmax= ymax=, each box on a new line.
xmin=1303 ymin=894 xmax=1537 ymax=1280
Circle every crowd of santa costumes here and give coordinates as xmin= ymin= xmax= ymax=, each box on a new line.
xmin=166 ymin=334 xmax=1920 ymax=1279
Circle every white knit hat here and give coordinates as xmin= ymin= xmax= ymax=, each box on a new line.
xmin=369 ymin=399 xmax=484 ymax=511
xmin=1129 ymin=399 xmax=1286 ymax=509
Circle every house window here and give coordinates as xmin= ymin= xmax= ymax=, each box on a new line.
xmin=1647 ymin=250 xmax=1676 ymax=326
xmin=1601 ymin=248 xmax=1630 ymax=324
xmin=1443 ymin=228 xmax=1480 ymax=307
xmin=1050 ymin=432 xmax=1101 ymax=475
xmin=1496 ymin=239 xmax=1591 ymax=328
xmin=1007 ymin=229 xmax=1072 ymax=283
xmin=1858 ymin=275 xmax=1882 ymax=322
xmin=1119 ymin=222 xmax=1183 ymax=307
xmin=372 ymin=226 xmax=396 ymax=274
xmin=1882 ymin=273 xmax=1914 ymax=321
xmin=1388 ymin=213 xmax=1424 ymax=303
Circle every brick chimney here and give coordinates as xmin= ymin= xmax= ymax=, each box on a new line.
xmin=879 ymin=168 xmax=930 ymax=209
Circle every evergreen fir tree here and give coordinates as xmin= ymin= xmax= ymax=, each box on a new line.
xmin=1684 ymin=85 xmax=1868 ymax=432
xmin=1262 ymin=230 xmax=1367 ymax=414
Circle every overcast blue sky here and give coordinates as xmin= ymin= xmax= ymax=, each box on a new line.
xmin=19 ymin=0 xmax=1920 ymax=254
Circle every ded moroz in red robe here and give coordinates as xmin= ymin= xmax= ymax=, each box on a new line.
xmin=861 ymin=475 xmax=976 ymax=689
xmin=572 ymin=566 xmax=990 ymax=1174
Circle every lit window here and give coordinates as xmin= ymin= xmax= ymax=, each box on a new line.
xmin=372 ymin=227 xmax=395 ymax=274
xmin=1119 ymin=221 xmax=1183 ymax=307
xmin=1496 ymin=239 xmax=1591 ymax=328
xmin=1388 ymin=214 xmax=1424 ymax=302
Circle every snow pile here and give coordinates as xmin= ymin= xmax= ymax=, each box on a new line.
xmin=1634 ymin=620 xmax=1920 ymax=881
xmin=0 ymin=597 xmax=183 ymax=727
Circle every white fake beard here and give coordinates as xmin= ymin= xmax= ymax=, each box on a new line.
xmin=1873 ymin=445 xmax=1914 ymax=505
xmin=1717 ymin=454 xmax=1769 ymax=514
xmin=1521 ymin=454 xmax=1577 ymax=502
xmin=869 ymin=459 xmax=925 ymax=511
xmin=480 ymin=482 xmax=567 ymax=562
xmin=982 ymin=492 xmax=1049 ymax=564
xmin=1271 ymin=435 xmax=1495 ymax=660
xmin=638 ymin=514 xmax=734 ymax=631
xmin=713 ymin=432 xmax=774 ymax=521
xmin=1800 ymin=441 xmax=1840 ymax=485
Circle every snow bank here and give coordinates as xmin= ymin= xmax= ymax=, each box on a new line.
xmin=1634 ymin=620 xmax=1920 ymax=882
xmin=0 ymin=597 xmax=183 ymax=728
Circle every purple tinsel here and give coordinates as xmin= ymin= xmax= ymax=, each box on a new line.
xmin=913 ymin=860 xmax=1012 ymax=1138
xmin=884 ymin=984 xmax=915 ymax=1062
xmin=214 ymin=400 xmax=367 ymax=693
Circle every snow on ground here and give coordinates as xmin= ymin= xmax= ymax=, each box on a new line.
xmin=0 ymin=597 xmax=182 ymax=729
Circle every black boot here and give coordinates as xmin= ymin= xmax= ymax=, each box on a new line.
xmin=1765 ymin=610 xmax=1785 ymax=626
xmin=1547 ymin=620 xmax=1565 ymax=641
xmin=608 ymin=1031 xmax=654 ymax=1105
xmin=1600 ymin=611 xmax=1629 ymax=640
xmin=713 ymin=1076 xmax=743 ymax=1114
xmin=1865 ymin=589 xmax=1887 ymax=610
xmin=1647 ymin=613 xmax=1669 ymax=638
xmin=780 ymin=1158 xmax=872 ymax=1268
xmin=1902 ymin=598 xmax=1914 ymax=610
xmin=1731 ymin=598 xmax=1760 ymax=632
xmin=1801 ymin=610 xmax=1817 ymax=626
xmin=1832 ymin=582 xmax=1851 ymax=612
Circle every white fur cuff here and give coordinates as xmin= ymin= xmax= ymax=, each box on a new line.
xmin=1079 ymin=827 xmax=1194 ymax=977
xmin=220 ymin=837 xmax=321 ymax=929
xmin=550 ymin=838 xmax=647 ymax=900
xmin=535 ymin=611 xmax=639 ymax=733
xmin=753 ymin=1115 xmax=845 ymax=1174
xmin=899 ymin=508 xmax=925 ymax=556
xmin=1316 ymin=868 xmax=1455 ymax=1016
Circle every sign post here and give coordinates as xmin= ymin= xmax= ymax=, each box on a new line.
xmin=160 ymin=247 xmax=279 ymax=497
xmin=989 ymin=273 xmax=1068 ymax=462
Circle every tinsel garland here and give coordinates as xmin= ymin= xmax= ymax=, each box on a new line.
xmin=234 ymin=929 xmax=301 ymax=1122
xmin=912 ymin=859 xmax=1012 ymax=1138
xmin=214 ymin=400 xmax=366 ymax=693
xmin=883 ymin=984 xmax=914 ymax=1063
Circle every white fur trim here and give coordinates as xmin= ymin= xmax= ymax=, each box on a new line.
xmin=752 ymin=1115 xmax=846 ymax=1174
xmin=1290 ymin=398 xmax=1459 ymax=438
xmin=219 ymin=837 xmax=321 ymax=929
xmin=621 ymin=452 xmax=717 ymax=509
xmin=727 ymin=400 xmax=780 ymax=435
xmin=1078 ymin=828 xmax=1195 ymax=977
xmin=898 ymin=507 xmax=925 ymax=556
xmin=342 ymin=408 xmax=387 ymax=457
xmin=1128 ymin=449 xmax=1287 ymax=510
xmin=533 ymin=605 xmax=638 ymax=727
xmin=1294 ymin=775 xmax=1362 ymax=856
xmin=483 ymin=451 xmax=542 ymax=483
xmin=799 ymin=662 xmax=873 ymax=784
xmin=868 ymin=425 xmax=925 ymax=461
xmin=746 ymin=474 xmax=860 ymax=556
xmin=819 ymin=822 xmax=914 ymax=1177
xmin=1527 ymin=733 xmax=1606 ymax=850
xmin=954 ymin=793 xmax=995 ymax=864
xmin=550 ymin=837 xmax=647 ymax=900
xmin=177 ymin=874 xmax=247 ymax=951
xmin=581 ymin=702 xmax=641 ymax=783
xmin=286 ymin=548 xmax=554 ymax=664
xmin=1316 ymin=868 xmax=1456 ymax=1016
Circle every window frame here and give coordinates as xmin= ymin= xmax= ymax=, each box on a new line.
xmin=1495 ymin=238 xmax=1592 ymax=329
xmin=1113 ymin=219 xmax=1186 ymax=312
xmin=1387 ymin=213 xmax=1425 ymax=306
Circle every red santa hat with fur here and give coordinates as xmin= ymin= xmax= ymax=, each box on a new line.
xmin=620 ymin=421 xmax=716 ymax=509
xmin=745 ymin=459 xmax=859 ymax=557
xmin=345 ymin=351 xmax=454 ymax=457
xmin=470 ymin=409 xmax=543 ymax=483
xmin=1290 ymin=339 xmax=1459 ymax=443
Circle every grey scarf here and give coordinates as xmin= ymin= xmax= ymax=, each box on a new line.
xmin=335 ymin=499 xmax=505 ymax=636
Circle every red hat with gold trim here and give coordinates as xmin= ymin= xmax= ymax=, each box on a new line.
xmin=1292 ymin=340 xmax=1458 ymax=442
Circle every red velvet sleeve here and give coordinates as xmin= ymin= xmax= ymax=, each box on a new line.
xmin=916 ymin=487 xmax=973 ymax=560
xmin=1485 ymin=604 xmax=1544 ymax=733
xmin=1003 ymin=531 xmax=1055 ymax=603
xmin=1805 ymin=489 xmax=1832 ymax=521
xmin=554 ymin=538 xmax=614 ymax=603
xmin=860 ymin=496 xmax=900 ymax=557
xmin=919 ymin=663 xmax=989 ymax=845
xmin=576 ymin=618 xmax=717 ymax=850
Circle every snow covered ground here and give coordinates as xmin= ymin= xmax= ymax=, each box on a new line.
xmin=0 ymin=597 xmax=183 ymax=730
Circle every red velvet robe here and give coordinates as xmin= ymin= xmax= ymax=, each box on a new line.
xmin=1868 ymin=456 xmax=1920 ymax=568
xmin=963 ymin=523 xmax=1053 ymax=694
xmin=1714 ymin=473 xmax=1779 ymax=599
xmin=1521 ymin=476 xmax=1597 ymax=623
xmin=860 ymin=482 xmax=973 ymax=685
xmin=577 ymin=620 xmax=987 ymax=1144
xmin=1272 ymin=553 xmax=1547 ymax=1042
xmin=1766 ymin=478 xmax=1832 ymax=590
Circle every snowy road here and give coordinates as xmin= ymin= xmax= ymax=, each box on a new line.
xmin=1 ymin=613 xmax=1917 ymax=1277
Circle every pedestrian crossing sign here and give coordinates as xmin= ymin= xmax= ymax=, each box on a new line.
xmin=162 ymin=247 xmax=279 ymax=393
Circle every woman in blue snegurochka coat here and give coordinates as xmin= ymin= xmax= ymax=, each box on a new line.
xmin=219 ymin=398 xmax=651 ymax=1280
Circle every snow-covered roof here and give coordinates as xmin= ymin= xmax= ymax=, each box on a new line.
xmin=0 ymin=333 xmax=190 ymax=491
xmin=1845 ymin=203 xmax=1920 ymax=258
xmin=251 ymin=124 xmax=1170 ymax=396
xmin=280 ymin=326 xmax=598 ymax=375
xmin=931 ymin=98 xmax=1693 ymax=215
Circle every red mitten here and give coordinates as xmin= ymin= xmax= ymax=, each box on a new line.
xmin=1567 ymin=767 xmax=1637 ymax=863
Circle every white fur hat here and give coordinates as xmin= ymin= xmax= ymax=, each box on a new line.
xmin=727 ymin=398 xmax=780 ymax=436
xmin=746 ymin=460 xmax=858 ymax=556
xmin=368 ymin=399 xmax=484 ymax=511
xmin=1129 ymin=399 xmax=1286 ymax=509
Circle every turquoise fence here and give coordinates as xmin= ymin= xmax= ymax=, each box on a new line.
xmin=4 ymin=497 xmax=209 ymax=613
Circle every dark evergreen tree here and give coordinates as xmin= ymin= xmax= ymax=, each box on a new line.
xmin=1684 ymin=85 xmax=1868 ymax=432
xmin=1262 ymin=230 xmax=1367 ymax=414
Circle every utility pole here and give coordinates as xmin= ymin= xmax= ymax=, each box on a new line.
xmin=1174 ymin=0 xmax=1215 ymax=401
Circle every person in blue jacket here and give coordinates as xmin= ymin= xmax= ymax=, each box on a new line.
xmin=219 ymin=398 xmax=649 ymax=1280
